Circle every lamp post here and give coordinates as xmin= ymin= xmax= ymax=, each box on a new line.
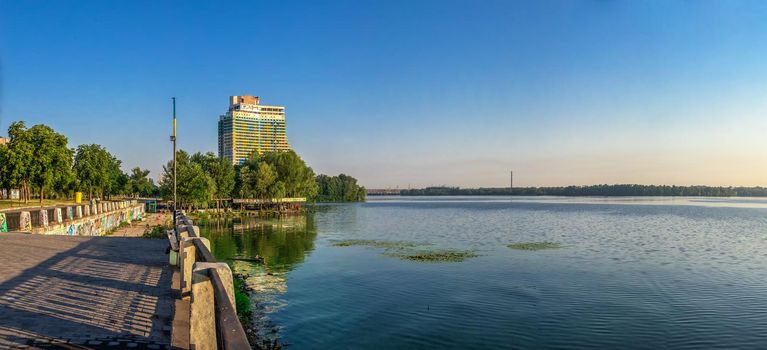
xmin=171 ymin=97 xmax=177 ymax=229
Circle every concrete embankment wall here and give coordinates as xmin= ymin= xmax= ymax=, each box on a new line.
xmin=0 ymin=200 xmax=144 ymax=236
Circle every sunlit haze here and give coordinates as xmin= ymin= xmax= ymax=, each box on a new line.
xmin=2 ymin=1 xmax=767 ymax=188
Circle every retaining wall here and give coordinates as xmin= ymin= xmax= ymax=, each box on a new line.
xmin=0 ymin=200 xmax=144 ymax=236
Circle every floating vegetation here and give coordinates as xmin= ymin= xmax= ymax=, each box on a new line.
xmin=331 ymin=239 xmax=478 ymax=263
xmin=385 ymin=249 xmax=479 ymax=263
xmin=330 ymin=239 xmax=424 ymax=249
xmin=507 ymin=241 xmax=562 ymax=251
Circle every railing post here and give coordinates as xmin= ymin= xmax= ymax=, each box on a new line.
xmin=180 ymin=237 xmax=210 ymax=298
xmin=190 ymin=262 xmax=235 ymax=350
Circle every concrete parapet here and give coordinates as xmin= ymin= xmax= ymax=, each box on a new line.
xmin=84 ymin=205 xmax=91 ymax=216
xmin=190 ymin=262 xmax=235 ymax=350
xmin=180 ymin=237 xmax=211 ymax=298
xmin=76 ymin=206 xmax=83 ymax=218
xmin=66 ymin=207 xmax=73 ymax=220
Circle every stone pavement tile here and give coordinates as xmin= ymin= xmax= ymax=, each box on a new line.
xmin=0 ymin=233 xmax=174 ymax=347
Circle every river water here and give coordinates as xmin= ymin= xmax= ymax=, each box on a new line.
xmin=199 ymin=196 xmax=767 ymax=349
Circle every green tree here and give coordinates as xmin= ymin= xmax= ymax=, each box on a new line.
xmin=129 ymin=167 xmax=155 ymax=197
xmin=73 ymin=144 xmax=112 ymax=199
xmin=314 ymin=174 xmax=366 ymax=202
xmin=105 ymin=155 xmax=129 ymax=198
xmin=22 ymin=124 xmax=73 ymax=203
xmin=0 ymin=144 xmax=9 ymax=193
xmin=160 ymin=150 xmax=215 ymax=210
xmin=2 ymin=122 xmax=37 ymax=202
xmin=238 ymin=162 xmax=278 ymax=200
xmin=253 ymin=150 xmax=318 ymax=199
xmin=190 ymin=152 xmax=235 ymax=199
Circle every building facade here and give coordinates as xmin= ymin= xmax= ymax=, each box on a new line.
xmin=0 ymin=137 xmax=8 ymax=146
xmin=218 ymin=95 xmax=291 ymax=165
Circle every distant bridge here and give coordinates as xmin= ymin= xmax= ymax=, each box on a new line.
xmin=366 ymin=189 xmax=402 ymax=196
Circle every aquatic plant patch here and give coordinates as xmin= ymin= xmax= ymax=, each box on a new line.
xmin=507 ymin=242 xmax=562 ymax=251
xmin=330 ymin=239 xmax=425 ymax=249
xmin=331 ymin=239 xmax=477 ymax=263
xmin=385 ymin=249 xmax=479 ymax=263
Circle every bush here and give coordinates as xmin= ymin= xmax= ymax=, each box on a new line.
xmin=142 ymin=225 xmax=169 ymax=239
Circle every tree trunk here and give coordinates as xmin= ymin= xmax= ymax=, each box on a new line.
xmin=39 ymin=187 xmax=44 ymax=204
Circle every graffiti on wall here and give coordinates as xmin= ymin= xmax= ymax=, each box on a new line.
xmin=16 ymin=204 xmax=144 ymax=236
xmin=40 ymin=210 xmax=49 ymax=227
xmin=0 ymin=213 xmax=6 ymax=233
xmin=55 ymin=208 xmax=63 ymax=223
xmin=20 ymin=212 xmax=31 ymax=231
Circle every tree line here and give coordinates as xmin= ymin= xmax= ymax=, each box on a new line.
xmin=158 ymin=150 xmax=366 ymax=210
xmin=0 ymin=121 xmax=156 ymax=203
xmin=398 ymin=185 xmax=767 ymax=197
xmin=0 ymin=121 xmax=365 ymax=207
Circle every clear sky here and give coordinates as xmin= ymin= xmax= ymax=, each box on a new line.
xmin=2 ymin=1 xmax=767 ymax=188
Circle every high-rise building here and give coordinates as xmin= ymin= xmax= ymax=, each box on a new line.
xmin=218 ymin=95 xmax=291 ymax=165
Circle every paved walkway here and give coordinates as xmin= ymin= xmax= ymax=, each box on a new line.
xmin=110 ymin=213 xmax=171 ymax=237
xmin=0 ymin=233 xmax=174 ymax=349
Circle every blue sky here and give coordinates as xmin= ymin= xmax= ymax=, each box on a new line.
xmin=2 ymin=1 xmax=767 ymax=187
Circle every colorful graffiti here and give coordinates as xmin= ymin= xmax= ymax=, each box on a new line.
xmin=39 ymin=210 xmax=49 ymax=227
xmin=0 ymin=213 xmax=7 ymax=233
xmin=12 ymin=204 xmax=144 ymax=236
xmin=20 ymin=212 xmax=31 ymax=232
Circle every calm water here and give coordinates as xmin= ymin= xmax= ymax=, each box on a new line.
xmin=199 ymin=196 xmax=767 ymax=349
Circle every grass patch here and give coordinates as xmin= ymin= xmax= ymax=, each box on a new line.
xmin=0 ymin=199 xmax=77 ymax=210
xmin=507 ymin=242 xmax=562 ymax=251
xmin=104 ymin=221 xmax=131 ymax=236
xmin=142 ymin=225 xmax=170 ymax=239
xmin=330 ymin=239 xmax=423 ymax=249
xmin=385 ymin=249 xmax=479 ymax=263
xmin=233 ymin=278 xmax=253 ymax=323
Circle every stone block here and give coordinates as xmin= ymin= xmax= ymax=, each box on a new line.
xmin=180 ymin=237 xmax=211 ymax=297
xmin=190 ymin=262 xmax=235 ymax=349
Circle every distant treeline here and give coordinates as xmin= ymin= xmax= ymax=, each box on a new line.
xmin=398 ymin=185 xmax=767 ymax=197
xmin=315 ymin=174 xmax=366 ymax=202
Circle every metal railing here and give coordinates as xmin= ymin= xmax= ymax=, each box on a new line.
xmin=172 ymin=211 xmax=250 ymax=350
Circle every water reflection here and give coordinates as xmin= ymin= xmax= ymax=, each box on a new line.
xmin=199 ymin=213 xmax=317 ymax=343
